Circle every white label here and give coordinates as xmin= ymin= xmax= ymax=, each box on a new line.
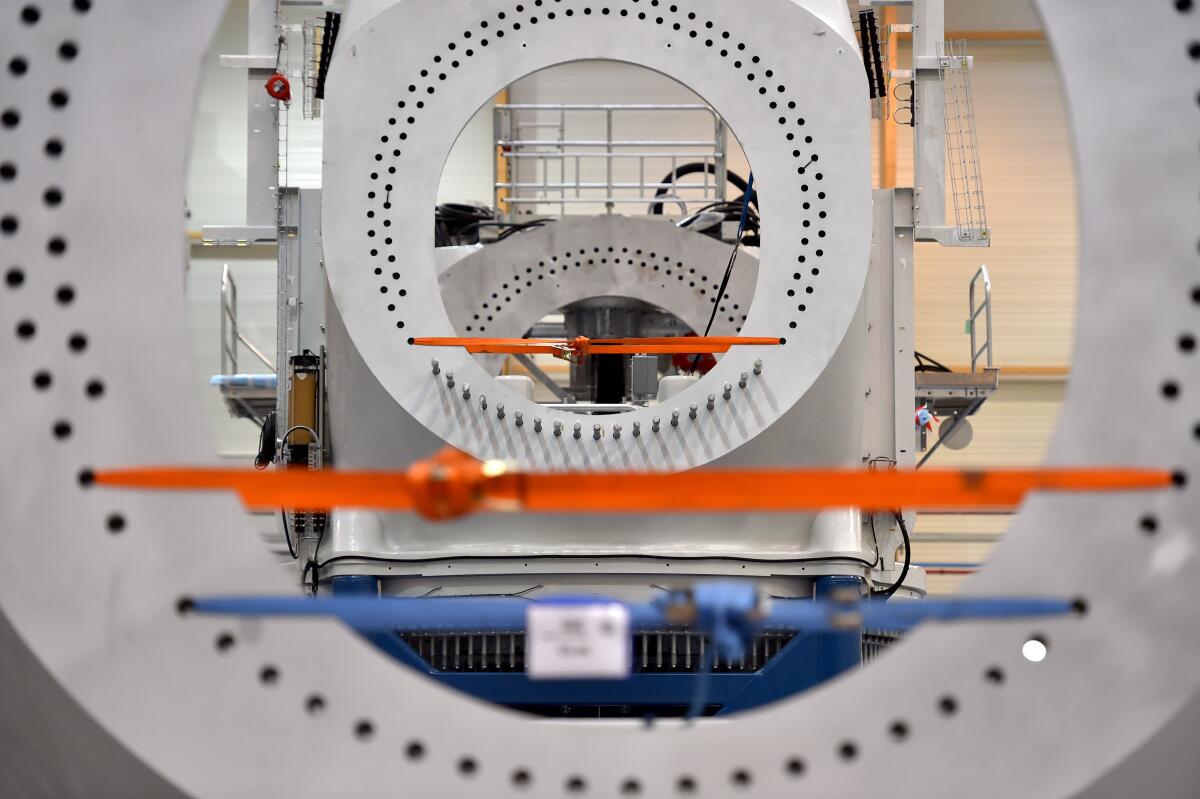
xmin=525 ymin=603 xmax=631 ymax=680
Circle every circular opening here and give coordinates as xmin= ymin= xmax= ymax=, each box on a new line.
xmin=432 ymin=61 xmax=758 ymax=415
xmin=1022 ymin=637 xmax=1049 ymax=663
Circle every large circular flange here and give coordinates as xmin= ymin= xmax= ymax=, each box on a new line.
xmin=0 ymin=1 xmax=1198 ymax=798
xmin=439 ymin=216 xmax=759 ymax=348
xmin=322 ymin=0 xmax=872 ymax=471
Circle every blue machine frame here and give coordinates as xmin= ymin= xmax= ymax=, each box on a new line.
xmin=331 ymin=574 xmax=865 ymax=715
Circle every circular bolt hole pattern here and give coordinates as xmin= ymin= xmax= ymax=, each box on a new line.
xmin=31 ymin=3 xmax=1169 ymax=792
xmin=366 ymin=6 xmax=828 ymax=336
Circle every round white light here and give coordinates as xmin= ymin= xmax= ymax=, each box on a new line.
xmin=1022 ymin=638 xmax=1049 ymax=663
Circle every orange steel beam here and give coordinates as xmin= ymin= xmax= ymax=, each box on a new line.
xmin=413 ymin=336 xmax=782 ymax=359
xmin=93 ymin=454 xmax=1174 ymax=521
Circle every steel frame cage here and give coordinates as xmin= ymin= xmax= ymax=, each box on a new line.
xmin=0 ymin=1 xmax=1197 ymax=797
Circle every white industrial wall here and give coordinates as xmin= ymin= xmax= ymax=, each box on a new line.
xmin=184 ymin=1 xmax=1071 ymax=592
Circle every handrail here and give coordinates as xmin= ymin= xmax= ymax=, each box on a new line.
xmin=219 ymin=264 xmax=277 ymax=375
xmin=969 ymin=264 xmax=993 ymax=371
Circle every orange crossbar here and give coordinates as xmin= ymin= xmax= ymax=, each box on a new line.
xmin=412 ymin=336 xmax=782 ymax=359
xmin=93 ymin=454 xmax=1173 ymax=521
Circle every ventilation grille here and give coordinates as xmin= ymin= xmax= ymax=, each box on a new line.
xmin=399 ymin=629 xmax=903 ymax=673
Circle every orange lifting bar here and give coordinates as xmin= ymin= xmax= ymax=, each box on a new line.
xmin=411 ymin=335 xmax=782 ymax=361
xmin=93 ymin=449 xmax=1174 ymax=522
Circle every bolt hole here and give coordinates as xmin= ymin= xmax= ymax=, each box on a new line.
xmin=566 ymin=775 xmax=586 ymax=793
xmin=620 ymin=778 xmax=642 ymax=795
xmin=984 ymin=666 xmax=1006 ymax=684
xmin=1022 ymin=636 xmax=1048 ymax=663
xmin=305 ymin=694 xmax=326 ymax=716
xmin=406 ymin=739 xmax=426 ymax=760
xmin=838 ymin=741 xmax=858 ymax=761
xmin=938 ymin=695 xmax=959 ymax=715
xmin=676 ymin=775 xmax=696 ymax=794
xmin=458 ymin=756 xmax=478 ymax=776
xmin=175 ymin=596 xmax=194 ymax=614
xmin=259 ymin=665 xmax=280 ymax=686
xmin=106 ymin=513 xmax=125 ymax=533
xmin=215 ymin=632 xmax=236 ymax=652
xmin=354 ymin=720 xmax=375 ymax=741
xmin=889 ymin=720 xmax=909 ymax=740
xmin=511 ymin=768 xmax=531 ymax=787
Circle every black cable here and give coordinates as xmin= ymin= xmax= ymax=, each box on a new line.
xmin=434 ymin=203 xmax=496 ymax=246
xmin=280 ymin=509 xmax=298 ymax=560
xmin=254 ymin=411 xmax=277 ymax=470
xmin=687 ymin=173 xmax=754 ymax=371
xmin=496 ymin=219 xmax=549 ymax=240
xmin=647 ymin=163 xmax=757 ymax=216
xmin=313 ymin=10 xmax=340 ymax=100
xmin=871 ymin=512 xmax=911 ymax=600
xmin=914 ymin=350 xmax=953 ymax=373
xmin=867 ymin=513 xmax=882 ymax=568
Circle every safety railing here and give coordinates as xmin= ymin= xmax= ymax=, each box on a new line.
xmin=968 ymin=264 xmax=993 ymax=372
xmin=494 ymin=104 xmax=727 ymax=220
xmin=938 ymin=40 xmax=989 ymax=243
xmin=220 ymin=264 xmax=276 ymax=375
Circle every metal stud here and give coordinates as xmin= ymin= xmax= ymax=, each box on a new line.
xmin=671 ymin=410 xmax=680 ymax=427
xmin=573 ymin=422 xmax=583 ymax=440
xmin=652 ymin=417 xmax=661 ymax=433
xmin=593 ymin=424 xmax=602 ymax=441
xmin=739 ymin=372 xmax=749 ymax=389
xmin=553 ymin=420 xmax=563 ymax=437
xmin=723 ymin=382 xmax=733 ymax=400
xmin=632 ymin=421 xmax=641 ymax=438
xmin=514 ymin=410 xmax=523 ymax=427
xmin=431 ymin=358 xmax=440 ymax=376
xmin=706 ymin=394 xmax=716 ymax=411
xmin=613 ymin=424 xmax=622 ymax=440
xmin=497 ymin=403 xmax=505 ymax=420
xmin=753 ymin=359 xmax=763 ymax=376
xmin=446 ymin=371 xmax=455 ymax=389
xmin=689 ymin=403 xmax=699 ymax=420
xmin=480 ymin=394 xmax=488 ymax=411
xmin=462 ymin=384 xmax=471 ymax=400
xmin=534 ymin=417 xmax=543 ymax=433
